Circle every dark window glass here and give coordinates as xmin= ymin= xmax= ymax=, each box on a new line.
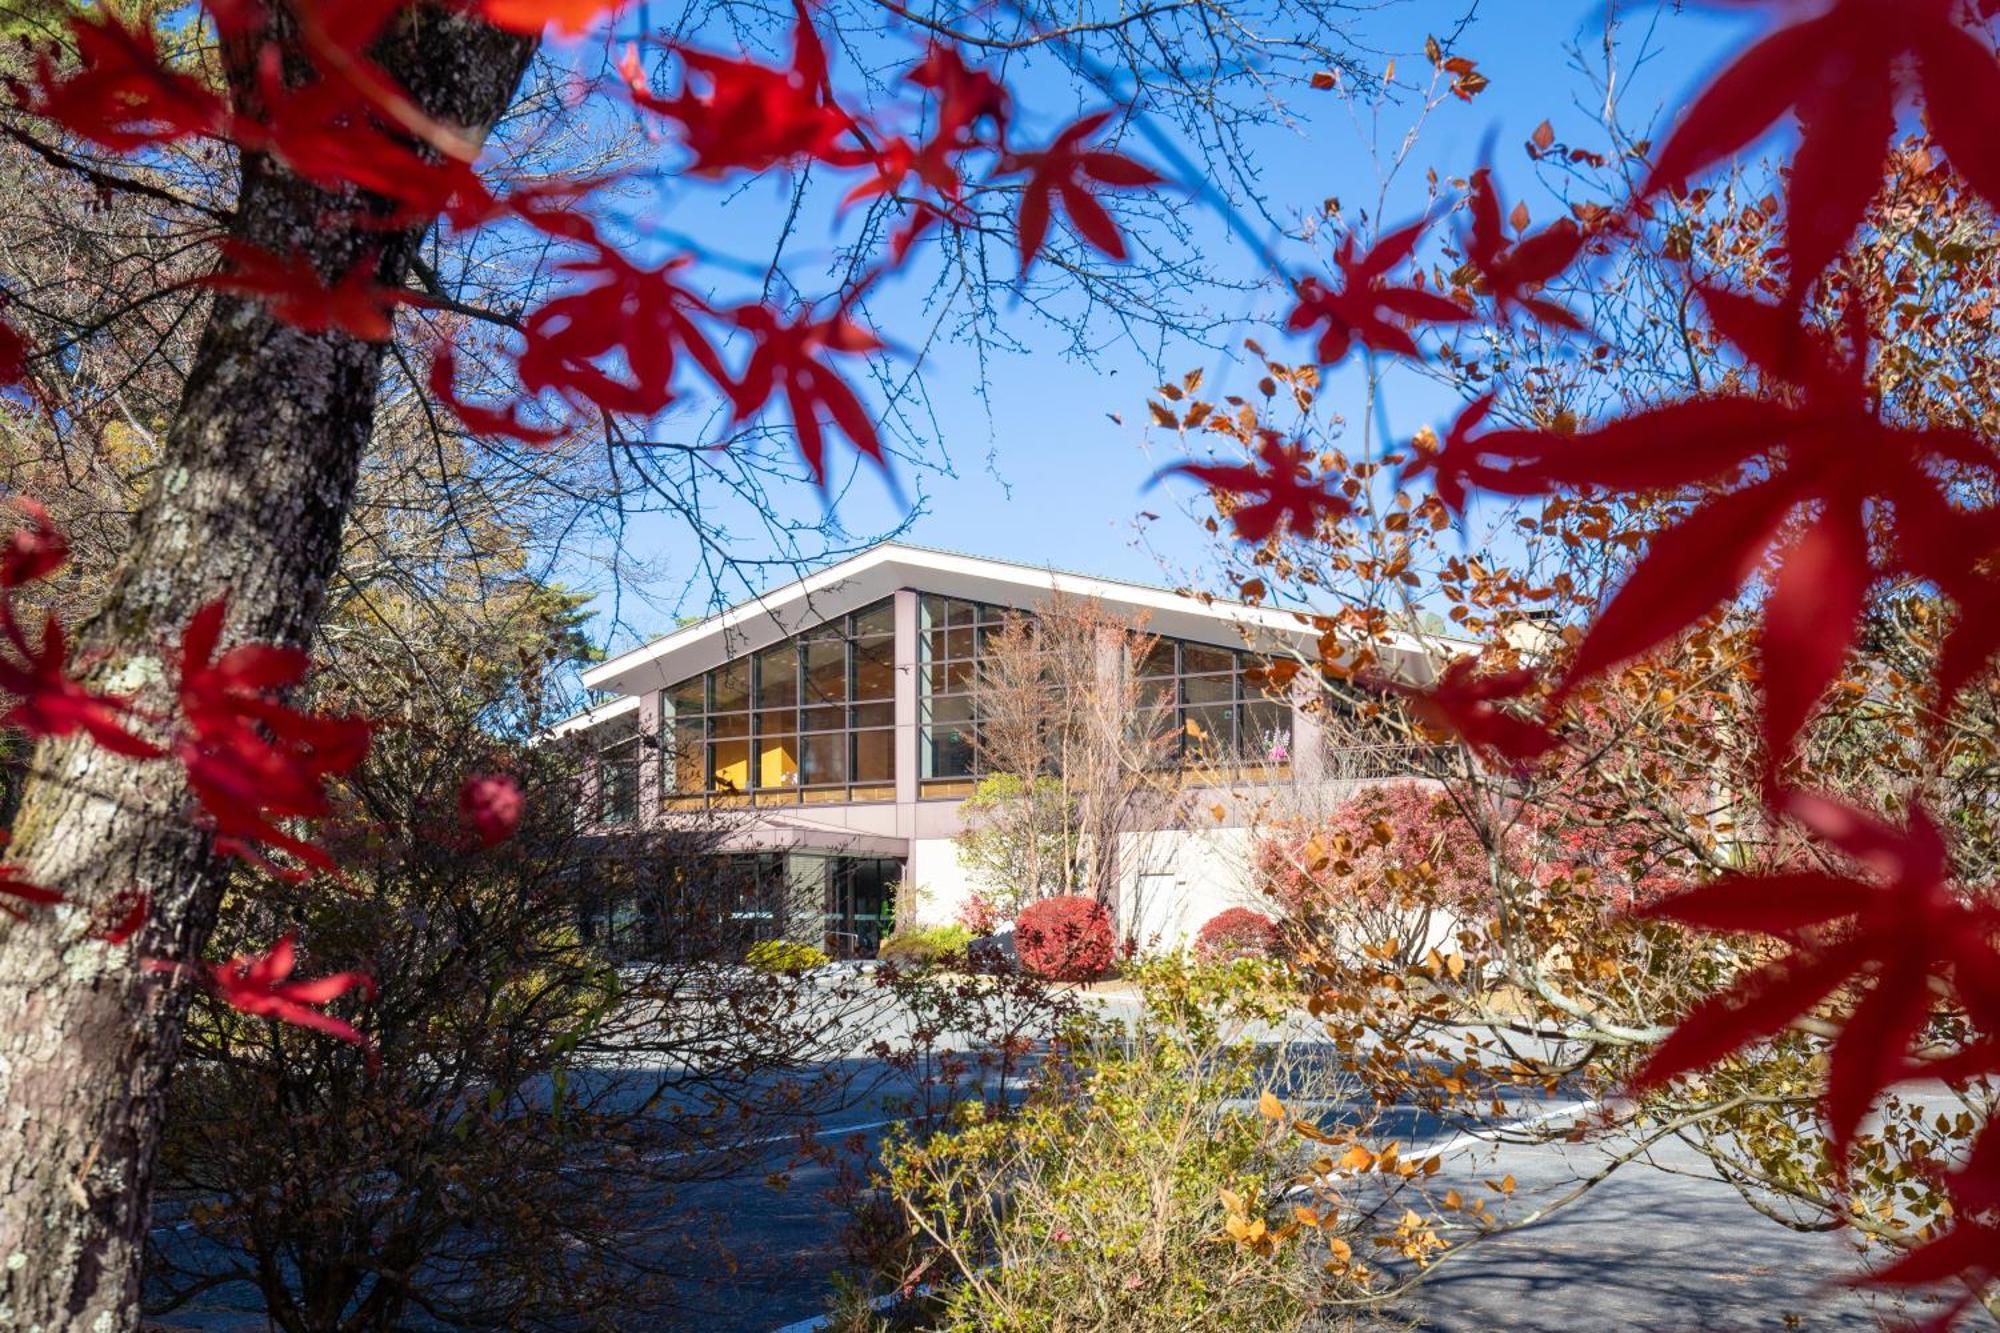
xmin=755 ymin=644 xmax=798 ymax=710
xmin=925 ymin=693 xmax=974 ymax=726
xmin=853 ymin=599 xmax=895 ymax=639
xmin=667 ymin=678 xmax=705 ymax=717
xmin=850 ymin=700 xmax=895 ymax=730
xmin=802 ymin=703 xmax=846 ymax=732
xmin=853 ymin=637 xmax=895 ymax=700
xmin=1240 ymin=699 xmax=1292 ymax=761
xmin=1182 ymin=673 xmax=1234 ymax=707
xmin=598 ymin=730 xmax=641 ymax=824
xmin=755 ymin=707 xmax=797 ymax=737
xmin=924 ymin=726 xmax=973 ymax=779
xmin=854 ymin=729 xmax=895 ymax=782
xmin=712 ymin=660 xmax=750 ymax=712
xmin=1183 ymin=704 xmax=1235 ymax=756
xmin=801 ymin=732 xmax=847 ymax=786
xmin=1183 ymin=643 xmax=1235 ymax=675
xmin=1136 ymin=642 xmax=1177 ymax=679
xmin=804 ymin=639 xmax=846 ymax=705
xmin=707 ymin=713 xmax=749 ymax=738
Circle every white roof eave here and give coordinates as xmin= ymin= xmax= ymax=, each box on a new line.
xmin=580 ymin=543 xmax=1471 ymax=700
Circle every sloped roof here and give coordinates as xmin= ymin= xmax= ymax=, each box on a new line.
xmin=578 ymin=541 xmax=1445 ymax=700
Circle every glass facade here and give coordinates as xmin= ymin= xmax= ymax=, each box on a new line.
xmin=916 ymin=594 xmax=1296 ymax=789
xmin=663 ymin=598 xmax=896 ymax=806
xmin=597 ymin=715 xmax=641 ymax=823
xmin=918 ymin=594 xmax=1011 ymax=782
xmin=1135 ymin=638 xmax=1294 ymax=770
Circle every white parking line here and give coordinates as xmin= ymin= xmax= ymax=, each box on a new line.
xmin=640 ymin=1116 xmax=901 ymax=1164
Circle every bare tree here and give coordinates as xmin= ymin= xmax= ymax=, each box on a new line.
xmin=957 ymin=594 xmax=1188 ymax=921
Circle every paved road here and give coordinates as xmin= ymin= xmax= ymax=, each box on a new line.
xmin=143 ymin=981 xmax=1941 ymax=1332
xmin=1397 ymin=1131 xmax=1905 ymax=1332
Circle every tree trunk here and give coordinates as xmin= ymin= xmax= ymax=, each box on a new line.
xmin=0 ymin=10 xmax=532 ymax=1329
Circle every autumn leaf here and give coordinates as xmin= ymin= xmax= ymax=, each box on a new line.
xmin=1152 ymin=434 xmax=1354 ymax=543
xmin=1286 ymin=219 xmax=1473 ymax=366
xmin=1003 ymin=110 xmax=1163 ymax=273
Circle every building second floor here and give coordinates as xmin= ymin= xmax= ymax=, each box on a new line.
xmin=553 ymin=543 xmax=1458 ymax=844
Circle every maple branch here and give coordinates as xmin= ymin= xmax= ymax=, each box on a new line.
xmin=0 ymin=124 xmax=232 ymax=224
xmin=405 ymin=253 xmax=523 ymax=330
xmin=861 ymin=0 xmax=1205 ymax=50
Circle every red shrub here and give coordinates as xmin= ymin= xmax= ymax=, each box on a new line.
xmin=1015 ymin=895 xmax=1115 ymax=981
xmin=1192 ymin=907 xmax=1278 ymax=964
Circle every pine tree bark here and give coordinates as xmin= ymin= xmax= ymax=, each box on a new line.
xmin=0 ymin=10 xmax=532 ymax=1329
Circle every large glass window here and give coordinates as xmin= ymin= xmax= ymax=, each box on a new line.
xmin=1132 ymin=637 xmax=1294 ymax=773
xmin=914 ymin=600 xmax=1296 ymax=793
xmin=598 ymin=717 xmax=641 ymax=823
xmin=918 ymin=595 xmax=1013 ymax=782
xmin=662 ymin=599 xmax=897 ymax=807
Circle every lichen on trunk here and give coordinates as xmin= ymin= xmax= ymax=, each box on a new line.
xmin=0 ymin=9 xmax=532 ymax=1328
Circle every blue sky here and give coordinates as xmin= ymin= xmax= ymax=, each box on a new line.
xmin=578 ymin=0 xmax=1765 ymax=653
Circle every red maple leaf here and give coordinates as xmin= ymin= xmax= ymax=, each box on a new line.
xmin=480 ymin=0 xmax=619 ymax=36
xmin=0 ymin=598 xmax=161 ymax=759
xmin=240 ymin=49 xmax=493 ymax=227
xmin=427 ymin=345 xmax=565 ymax=446
xmin=458 ymin=772 xmax=523 ymax=845
xmin=1003 ymin=110 xmax=1163 ymax=273
xmin=1 ymin=498 xmax=68 ymax=588
xmin=0 ymin=860 xmax=62 ymax=921
xmin=513 ymin=236 xmax=726 ymax=419
xmin=1152 ymin=433 xmax=1353 ymax=544
xmin=1461 ymin=168 xmax=1587 ymax=331
xmin=0 ymin=312 xmax=30 ymax=388
xmin=726 ymin=303 xmax=886 ymax=483
xmin=842 ymin=45 xmax=1008 ymax=220
xmin=906 ymin=43 xmax=1009 ymax=148
xmin=1286 ymin=219 xmax=1474 ymax=365
xmin=13 ymin=13 xmax=227 ymax=152
xmin=1859 ymin=1119 xmax=2000 ymax=1319
xmin=630 ymin=5 xmax=865 ymax=178
xmin=1640 ymin=0 xmax=2000 ymax=301
xmin=1424 ymin=285 xmax=2000 ymax=778
xmin=175 ymin=599 xmax=371 ymax=878
xmin=98 ymin=888 xmax=148 ymax=945
xmin=205 ymin=242 xmax=418 ymax=342
xmin=171 ymin=934 xmax=376 ymax=1047
xmin=1383 ymin=655 xmax=1556 ymax=763
xmin=1635 ymin=792 xmax=2000 ymax=1156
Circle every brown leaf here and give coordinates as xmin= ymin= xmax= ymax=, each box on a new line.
xmin=1531 ymin=119 xmax=1555 ymax=151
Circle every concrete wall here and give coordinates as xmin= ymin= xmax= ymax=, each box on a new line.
xmin=904 ymin=836 xmax=980 ymax=928
xmin=902 ymin=822 xmax=1269 ymax=954
xmin=1119 ymin=825 xmax=1262 ymax=952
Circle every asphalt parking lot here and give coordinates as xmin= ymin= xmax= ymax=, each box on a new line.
xmin=144 ymin=980 xmax=1935 ymax=1332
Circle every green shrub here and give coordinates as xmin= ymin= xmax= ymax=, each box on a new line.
xmin=745 ymin=939 xmax=830 ymax=974
xmin=876 ymin=923 xmax=974 ymax=965
xmin=869 ymin=959 xmax=1364 ymax=1331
